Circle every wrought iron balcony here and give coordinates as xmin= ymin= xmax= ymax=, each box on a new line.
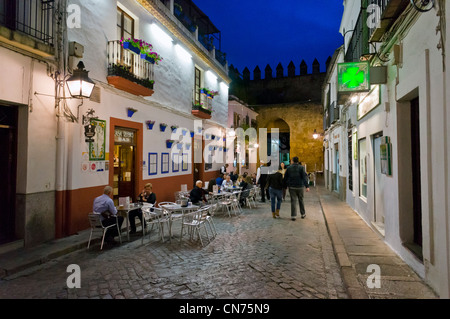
xmin=344 ymin=9 xmax=370 ymax=62
xmin=368 ymin=0 xmax=410 ymax=42
xmin=0 ymin=0 xmax=55 ymax=46
xmin=107 ymin=40 xmax=155 ymax=96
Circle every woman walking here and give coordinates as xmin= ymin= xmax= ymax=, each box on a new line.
xmin=265 ymin=165 xmax=285 ymax=219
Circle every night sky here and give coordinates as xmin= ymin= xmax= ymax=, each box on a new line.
xmin=193 ymin=0 xmax=344 ymax=78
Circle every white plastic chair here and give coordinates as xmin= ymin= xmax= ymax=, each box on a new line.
xmin=87 ymin=213 xmax=122 ymax=250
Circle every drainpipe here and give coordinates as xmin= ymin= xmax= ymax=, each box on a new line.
xmin=54 ymin=0 xmax=68 ymax=238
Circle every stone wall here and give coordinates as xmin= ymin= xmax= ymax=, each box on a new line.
xmin=255 ymin=102 xmax=324 ymax=173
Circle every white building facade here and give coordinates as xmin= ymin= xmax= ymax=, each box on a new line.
xmin=328 ymin=0 xmax=450 ymax=297
xmin=227 ymin=95 xmax=259 ymax=176
xmin=0 ymin=0 xmax=230 ymax=248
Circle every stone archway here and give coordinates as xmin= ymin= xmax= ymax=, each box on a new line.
xmin=255 ymin=102 xmax=324 ymax=173
xmin=265 ymin=118 xmax=291 ymax=166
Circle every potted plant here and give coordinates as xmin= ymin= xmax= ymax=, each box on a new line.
xmin=171 ymin=125 xmax=178 ymax=133
xmin=120 ymin=38 xmax=163 ymax=65
xmin=182 ymin=129 xmax=188 ymax=136
xmin=127 ymin=107 xmax=137 ymax=118
xmin=166 ymin=139 xmax=175 ymax=148
xmin=176 ymin=142 xmax=183 ymax=150
xmin=146 ymin=120 xmax=155 ymax=130
xmin=120 ymin=38 xmax=141 ymax=55
xmin=185 ymin=143 xmax=191 ymax=150
xmin=160 ymin=123 xmax=168 ymax=132
xmin=190 ymin=131 xmax=195 ymax=138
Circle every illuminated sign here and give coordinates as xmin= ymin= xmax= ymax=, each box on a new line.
xmin=338 ymin=62 xmax=370 ymax=93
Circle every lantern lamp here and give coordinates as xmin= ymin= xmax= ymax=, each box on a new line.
xmin=66 ymin=61 xmax=95 ymax=99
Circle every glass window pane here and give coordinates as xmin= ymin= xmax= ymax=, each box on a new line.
xmin=117 ymin=10 xmax=122 ymax=27
xmin=124 ymin=15 xmax=133 ymax=34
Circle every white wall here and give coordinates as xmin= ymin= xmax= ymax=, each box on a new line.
xmin=67 ymin=0 xmax=228 ymax=126
xmin=0 ymin=47 xmax=57 ymax=195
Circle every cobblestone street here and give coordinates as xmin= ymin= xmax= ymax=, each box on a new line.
xmin=0 ymin=190 xmax=348 ymax=300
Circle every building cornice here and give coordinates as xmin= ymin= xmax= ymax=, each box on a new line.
xmin=136 ymin=0 xmax=231 ymax=84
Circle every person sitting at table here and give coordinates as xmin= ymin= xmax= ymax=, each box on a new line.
xmin=239 ymin=176 xmax=253 ymax=206
xmin=190 ymin=180 xmax=208 ymax=205
xmin=215 ymin=173 xmax=224 ymax=188
xmin=129 ymin=183 xmax=156 ymax=234
xmin=93 ymin=186 xmax=124 ymax=244
xmin=207 ymin=178 xmax=217 ymax=194
xmin=221 ymin=174 xmax=234 ymax=191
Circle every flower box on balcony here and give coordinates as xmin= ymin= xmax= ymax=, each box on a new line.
xmin=191 ymin=104 xmax=212 ymax=119
xmin=107 ymin=64 xmax=154 ymax=97
xmin=122 ymin=41 xmax=141 ymax=55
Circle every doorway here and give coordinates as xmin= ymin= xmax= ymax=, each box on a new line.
xmin=113 ymin=128 xmax=137 ymax=205
xmin=372 ymin=132 xmax=385 ymax=235
xmin=334 ymin=144 xmax=339 ymax=193
xmin=0 ymin=105 xmax=18 ymax=245
xmin=410 ymin=97 xmax=422 ymax=249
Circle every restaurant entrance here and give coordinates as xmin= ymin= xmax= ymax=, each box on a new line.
xmin=0 ymin=105 xmax=17 ymax=245
xmin=113 ymin=128 xmax=137 ymax=205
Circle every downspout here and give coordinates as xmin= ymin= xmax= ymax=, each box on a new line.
xmin=55 ymin=0 xmax=68 ymax=238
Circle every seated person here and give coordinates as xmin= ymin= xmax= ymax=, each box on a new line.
xmin=239 ymin=176 xmax=253 ymax=206
xmin=190 ymin=180 xmax=208 ymax=205
xmin=93 ymin=186 xmax=124 ymax=244
xmin=221 ymin=174 xmax=234 ymax=191
xmin=207 ymin=178 xmax=217 ymax=194
xmin=215 ymin=174 xmax=224 ymax=188
xmin=129 ymin=183 xmax=156 ymax=234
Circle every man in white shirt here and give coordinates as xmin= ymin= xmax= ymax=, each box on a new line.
xmin=93 ymin=186 xmax=124 ymax=244
xmin=221 ymin=174 xmax=234 ymax=190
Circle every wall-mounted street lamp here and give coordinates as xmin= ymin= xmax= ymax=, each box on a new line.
xmin=313 ymin=129 xmax=324 ymax=140
xmin=66 ymin=61 xmax=95 ymax=99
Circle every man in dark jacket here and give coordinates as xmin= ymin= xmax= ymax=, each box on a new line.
xmin=283 ymin=157 xmax=310 ymax=221
xmin=265 ymin=166 xmax=284 ymax=219
xmin=190 ymin=180 xmax=208 ymax=205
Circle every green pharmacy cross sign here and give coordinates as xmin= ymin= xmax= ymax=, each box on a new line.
xmin=338 ymin=62 xmax=370 ymax=93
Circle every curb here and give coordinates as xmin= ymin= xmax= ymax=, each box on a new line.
xmin=317 ymin=189 xmax=369 ymax=299
xmin=0 ymin=237 xmax=97 ymax=280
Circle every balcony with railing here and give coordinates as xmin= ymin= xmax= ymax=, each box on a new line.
xmin=191 ymin=88 xmax=214 ymax=119
xmin=368 ymin=0 xmax=409 ymax=42
xmin=0 ymin=0 xmax=55 ymax=56
xmin=344 ymin=9 xmax=370 ymax=62
xmin=164 ymin=0 xmax=227 ymax=68
xmin=107 ymin=40 xmax=155 ymax=97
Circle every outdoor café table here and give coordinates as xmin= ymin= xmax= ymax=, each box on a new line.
xmin=117 ymin=203 xmax=143 ymax=242
xmin=159 ymin=203 xmax=199 ymax=242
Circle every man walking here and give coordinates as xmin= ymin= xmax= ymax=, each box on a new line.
xmin=256 ymin=161 xmax=269 ymax=202
xmin=283 ymin=157 xmax=310 ymax=221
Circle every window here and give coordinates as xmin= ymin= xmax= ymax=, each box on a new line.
xmin=233 ymin=113 xmax=240 ymax=128
xmin=117 ymin=7 xmax=134 ymax=40
xmin=359 ymin=138 xmax=367 ymax=199
xmin=194 ymin=67 xmax=202 ymax=104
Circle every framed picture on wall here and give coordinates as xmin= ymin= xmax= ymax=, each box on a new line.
xmin=149 ymin=153 xmax=158 ymax=176
xmin=172 ymin=153 xmax=180 ymax=172
xmin=89 ymin=119 xmax=106 ymax=161
xmin=161 ymin=153 xmax=169 ymax=174
xmin=182 ymin=153 xmax=188 ymax=171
